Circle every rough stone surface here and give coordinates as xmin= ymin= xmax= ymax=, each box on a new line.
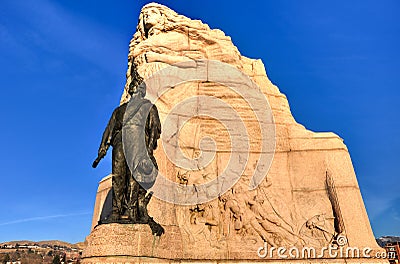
xmin=83 ymin=3 xmax=387 ymax=264
xmin=83 ymin=224 xmax=183 ymax=260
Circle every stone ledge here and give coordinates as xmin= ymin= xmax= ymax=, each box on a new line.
xmin=82 ymin=256 xmax=389 ymax=264
xmin=82 ymin=224 xmax=387 ymax=264
xmin=83 ymin=223 xmax=183 ymax=260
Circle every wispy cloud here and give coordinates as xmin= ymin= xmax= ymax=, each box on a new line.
xmin=2 ymin=0 xmax=127 ymax=74
xmin=393 ymin=211 xmax=400 ymax=222
xmin=369 ymin=196 xmax=400 ymax=237
xmin=364 ymin=193 xmax=400 ymax=221
xmin=0 ymin=212 xmax=91 ymax=227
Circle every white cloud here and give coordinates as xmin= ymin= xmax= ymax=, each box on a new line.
xmin=0 ymin=212 xmax=91 ymax=226
xmin=363 ymin=194 xmax=400 ymax=221
xmin=3 ymin=0 xmax=127 ymax=75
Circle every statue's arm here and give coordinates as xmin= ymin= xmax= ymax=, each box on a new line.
xmin=98 ymin=108 xmax=117 ymax=156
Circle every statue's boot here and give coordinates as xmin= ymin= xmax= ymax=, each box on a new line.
xmin=137 ymin=190 xmax=164 ymax=236
xmin=137 ymin=190 xmax=152 ymax=223
xmin=148 ymin=217 xmax=165 ymax=236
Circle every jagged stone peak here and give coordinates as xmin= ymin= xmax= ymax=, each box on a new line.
xmin=129 ymin=2 xmax=233 ymax=61
xmin=121 ymin=3 xmax=263 ymax=104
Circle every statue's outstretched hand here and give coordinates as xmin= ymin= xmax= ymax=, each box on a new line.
xmin=98 ymin=147 xmax=107 ymax=158
xmin=92 ymin=147 xmax=107 ymax=168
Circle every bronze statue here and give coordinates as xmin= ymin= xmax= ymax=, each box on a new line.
xmin=92 ymin=63 xmax=164 ymax=236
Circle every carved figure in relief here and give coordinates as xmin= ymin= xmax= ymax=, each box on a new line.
xmin=141 ymin=5 xmax=165 ymax=39
xmin=248 ymin=197 xmax=304 ymax=247
xmin=299 ymin=214 xmax=336 ymax=247
xmin=222 ymin=186 xmax=278 ymax=246
xmin=178 ymin=204 xmax=224 ymax=248
xmin=216 ymin=183 xmax=306 ymax=247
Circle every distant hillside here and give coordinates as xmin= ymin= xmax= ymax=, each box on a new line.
xmin=0 ymin=240 xmax=83 ymax=264
xmin=376 ymin=236 xmax=400 ymax=247
xmin=0 ymin=240 xmax=84 ymax=249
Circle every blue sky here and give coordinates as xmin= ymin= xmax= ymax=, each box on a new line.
xmin=0 ymin=0 xmax=398 ymax=243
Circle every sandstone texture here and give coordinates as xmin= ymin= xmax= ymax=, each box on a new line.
xmin=83 ymin=3 xmax=386 ymax=264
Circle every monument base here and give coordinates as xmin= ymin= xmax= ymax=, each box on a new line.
xmin=82 ymin=257 xmax=387 ymax=264
xmin=82 ymin=223 xmax=182 ymax=262
xmin=82 ymin=224 xmax=388 ymax=264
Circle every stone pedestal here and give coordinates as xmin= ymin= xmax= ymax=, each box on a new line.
xmin=82 ymin=223 xmax=388 ymax=264
xmin=82 ymin=224 xmax=183 ymax=263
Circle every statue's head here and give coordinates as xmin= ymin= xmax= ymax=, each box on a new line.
xmin=137 ymin=4 xmax=166 ymax=39
xmin=142 ymin=6 xmax=163 ymax=32
xmin=128 ymin=80 xmax=146 ymax=98
xmin=134 ymin=3 xmax=192 ymax=41
xmin=137 ymin=82 xmax=146 ymax=97
xmin=128 ymin=77 xmax=139 ymax=95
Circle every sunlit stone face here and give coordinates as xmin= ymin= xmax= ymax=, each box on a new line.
xmin=142 ymin=7 xmax=162 ymax=31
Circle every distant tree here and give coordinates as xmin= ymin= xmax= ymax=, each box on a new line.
xmin=52 ymin=254 xmax=61 ymax=264
xmin=21 ymin=254 xmax=42 ymax=264
xmin=3 ymin=253 xmax=10 ymax=263
xmin=12 ymin=251 xmax=21 ymax=261
xmin=47 ymin=250 xmax=53 ymax=256
xmin=62 ymin=254 xmax=66 ymax=263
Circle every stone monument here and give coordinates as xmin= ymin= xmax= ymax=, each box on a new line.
xmin=82 ymin=3 xmax=387 ymax=264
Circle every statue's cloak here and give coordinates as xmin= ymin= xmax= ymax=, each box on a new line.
xmin=123 ymin=95 xmax=158 ymax=189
